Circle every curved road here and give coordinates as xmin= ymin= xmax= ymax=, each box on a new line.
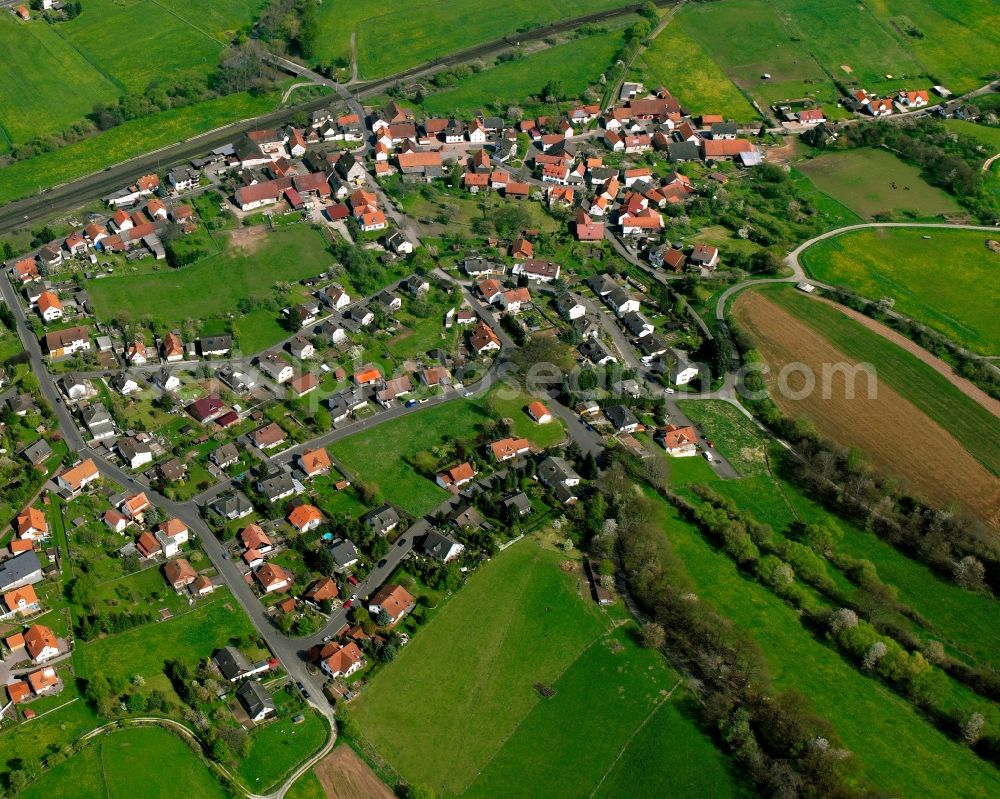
xmin=715 ymin=221 xmax=1000 ymax=322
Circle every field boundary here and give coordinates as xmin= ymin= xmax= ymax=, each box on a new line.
xmin=586 ymin=677 xmax=683 ymax=799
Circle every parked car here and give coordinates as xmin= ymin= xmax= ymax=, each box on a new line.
xmin=377 ymin=559 xmax=387 ymax=568
xmin=397 ymin=538 xmax=407 ymax=546
xmin=405 ymin=399 xmax=417 ymax=407
xmin=347 ymin=575 xmax=360 ymax=586
xmin=703 ymin=451 xmax=713 ymax=462
xmin=343 ymin=599 xmax=353 ymax=609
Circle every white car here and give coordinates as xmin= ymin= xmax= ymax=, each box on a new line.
xmin=664 ymin=387 xmax=675 ymax=394
xmin=464 ymin=391 xmax=474 ymax=397
xmin=702 ymin=451 xmax=713 ymax=462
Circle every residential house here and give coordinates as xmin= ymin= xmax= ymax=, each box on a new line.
xmin=421 ymin=530 xmax=464 ymax=562
xmin=15 ymin=507 xmax=47 ymax=541
xmin=304 ymin=577 xmax=338 ymax=605
xmin=237 ymin=681 xmax=276 ymax=722
xmin=322 ymin=285 xmax=351 ymax=310
xmin=155 ymin=519 xmax=189 ymax=557
xmin=58 ymin=373 xmax=91 ymax=402
xmin=287 ymin=504 xmax=324 ymax=533
xmin=55 ymin=459 xmax=99 ymax=495
xmin=110 ymin=372 xmax=140 ymax=395
xmin=117 ymin=437 xmax=153 ymax=470
xmin=198 ymin=335 xmax=232 ymax=357
xmin=662 ymin=348 xmax=700 ymax=385
xmin=536 ymin=455 xmax=581 ymax=504
xmin=490 ymin=437 xmax=530 ymax=462
xmin=469 ymin=321 xmax=501 ymax=354
xmin=257 ymin=473 xmax=296 ymax=504
xmin=689 ymin=243 xmax=719 ymax=270
xmin=256 ymin=562 xmax=293 ymax=593
xmin=258 ymin=351 xmax=294 ymax=384
xmin=188 ymin=394 xmax=226 ymax=423
xmin=209 ymin=492 xmax=254 ymax=521
xmin=622 ymin=310 xmax=654 ymax=338
xmin=214 ymin=645 xmax=270 ymax=682
xmin=320 ymin=642 xmax=365 ymax=679
xmin=367 ymin=584 xmax=415 ymax=625
xmin=164 ymin=558 xmax=197 ymax=590
xmin=298 ymin=448 xmax=332 ymax=478
xmin=36 ymin=291 xmax=62 ymax=323
xmin=574 ymin=209 xmax=604 ymax=241
xmin=579 ymin=339 xmax=616 ymax=366
xmin=555 ymin=294 xmax=586 ymax=320
xmin=330 ymin=539 xmax=360 ymax=571
xmin=436 ymin=462 xmax=477 ymax=490
xmin=605 ymin=404 xmax=640 ymax=433
xmin=121 ymin=492 xmax=151 ymax=523
xmin=512 ymin=259 xmax=560 ymax=282
xmin=2 ymin=585 xmax=40 ymax=620
xmin=24 ymin=624 xmax=59 ymax=663
xmin=210 ymin=443 xmax=240 ymax=469
xmin=42 ymin=326 xmax=90 ymax=358
xmin=288 ymin=336 xmax=315 ymax=360
xmin=0 ymin=551 xmax=43 ymax=592
xmin=656 ymin=424 xmax=699 ymax=456
xmin=251 ymin=422 xmax=287 ymax=450
xmin=240 ymin=524 xmax=273 ymax=555
xmin=81 ymin=403 xmax=116 ymax=440
xmin=362 ymin=504 xmax=399 ymax=536
xmin=527 ymin=401 xmax=552 ymax=424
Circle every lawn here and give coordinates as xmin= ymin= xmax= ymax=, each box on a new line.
xmin=764 ymin=286 xmax=1000 ymax=474
xmin=420 ymin=29 xmax=626 ymax=118
xmin=75 ymin=588 xmax=259 ymax=685
xmin=353 ymin=538 xmax=742 ymax=798
xmin=237 ymin=689 xmax=329 ymax=793
xmin=636 ymin=24 xmax=756 ymax=121
xmin=801 ymin=227 xmax=1000 ymax=354
xmin=331 ymin=400 xmax=493 ymax=515
xmin=649 ymin=491 xmax=1000 ymax=799
xmin=314 ymin=0 xmax=635 ymax=78
xmin=19 ymin=726 xmax=229 ymax=799
xmin=85 ymin=225 xmax=332 ymax=352
xmin=485 ymin=386 xmax=567 ymax=448
xmin=676 ymin=400 xmax=769 ymax=477
xmin=796 ymin=149 xmax=963 ymax=220
xmin=0 ymin=16 xmax=117 ymax=149
xmin=0 ymin=90 xmax=278 ymax=205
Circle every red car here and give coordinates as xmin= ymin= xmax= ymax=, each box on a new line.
xmin=343 ymin=599 xmax=353 ymax=609
xmin=347 ymin=575 xmax=360 ymax=586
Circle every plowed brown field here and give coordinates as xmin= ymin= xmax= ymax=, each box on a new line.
xmin=313 ymin=745 xmax=395 ymax=799
xmin=734 ymin=291 xmax=1000 ymax=529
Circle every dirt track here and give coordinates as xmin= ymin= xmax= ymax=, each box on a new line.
xmin=313 ymin=745 xmax=395 ymax=799
xmin=812 ymin=296 xmax=1000 ymax=419
xmin=734 ymin=292 xmax=1000 ymax=529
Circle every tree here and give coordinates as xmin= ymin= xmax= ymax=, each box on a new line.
xmin=961 ymin=712 xmax=985 ymax=745
xmin=640 ymin=622 xmax=666 ymax=650
xmin=953 ymin=555 xmax=986 ymax=591
xmin=375 ymin=608 xmax=391 ymax=627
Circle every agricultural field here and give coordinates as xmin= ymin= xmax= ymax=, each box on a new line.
xmin=635 ymin=24 xmax=757 ymax=120
xmin=674 ymin=403 xmax=1000 ymax=669
xmin=0 ymin=0 xmax=258 ymax=151
xmin=0 ymin=16 xmax=117 ymax=151
xmin=313 ymin=0 xmax=634 ymax=78
xmin=420 ymin=29 xmax=626 ymax=118
xmin=796 ymin=149 xmax=964 ymax=220
xmin=19 ymin=726 xmax=228 ymax=799
xmin=352 ymin=538 xmax=742 ymax=798
xmin=801 ymin=227 xmax=1000 ymax=354
xmin=673 ymin=0 xmax=1000 ymax=115
xmin=0 ymin=90 xmax=279 ymax=206
xmin=649 ymin=492 xmax=1000 ymax=799
xmin=58 ymin=0 xmax=255 ymax=94
xmin=732 ymin=287 xmax=1000 ymax=527
xmin=84 ymin=224 xmax=332 ymax=353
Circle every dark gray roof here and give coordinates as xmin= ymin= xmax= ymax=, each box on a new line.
xmin=330 ymin=539 xmax=359 ymax=568
xmin=503 ymin=492 xmax=532 ymax=514
xmin=0 ymin=551 xmax=43 ymax=591
xmin=209 ymin=491 xmax=253 ymax=519
xmin=21 ymin=439 xmax=53 ymax=464
xmin=667 ymin=141 xmax=700 ymax=162
xmin=236 ymin=680 xmax=275 ymax=717
xmin=605 ymin=404 xmax=639 ymax=430
xmin=362 ymin=504 xmax=399 ymax=534
xmin=537 ymin=455 xmax=580 ymax=487
xmin=257 ymin=473 xmax=295 ymax=501
xmin=213 ymin=646 xmax=251 ymax=681
xmin=422 ymin=530 xmax=461 ymax=560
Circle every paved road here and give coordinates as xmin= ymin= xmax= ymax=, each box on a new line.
xmin=715 ymin=221 xmax=1000 ymax=324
